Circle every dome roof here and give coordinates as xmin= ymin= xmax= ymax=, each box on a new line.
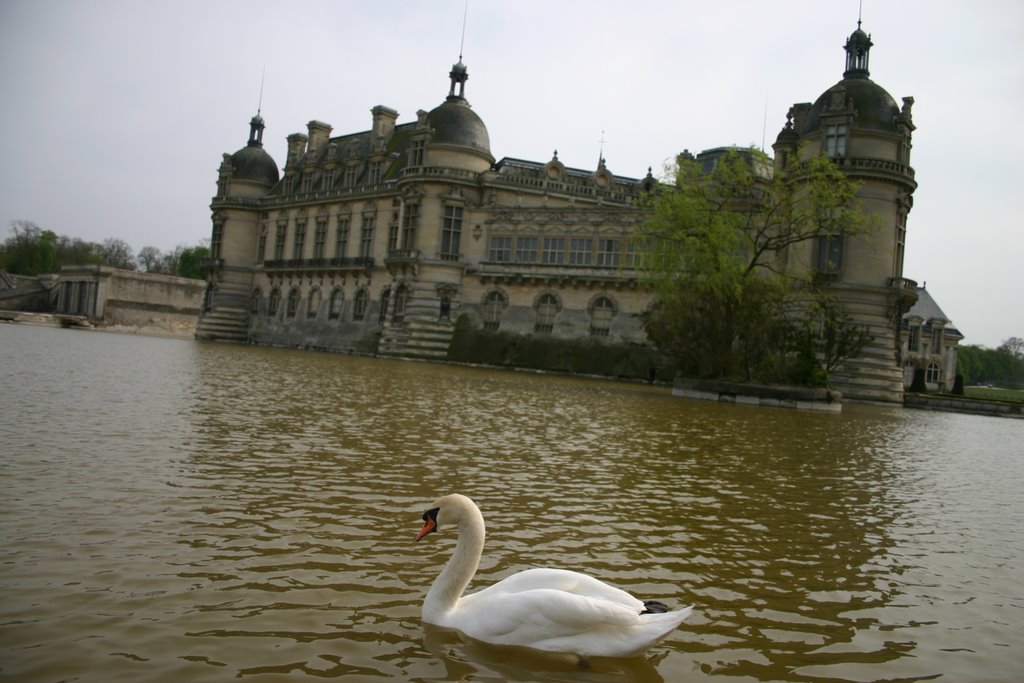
xmin=229 ymin=114 xmax=280 ymax=186
xmin=427 ymin=97 xmax=491 ymax=154
xmin=230 ymin=144 xmax=280 ymax=185
xmin=802 ymin=77 xmax=901 ymax=135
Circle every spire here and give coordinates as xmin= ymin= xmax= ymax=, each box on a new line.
xmin=843 ymin=20 xmax=873 ymax=79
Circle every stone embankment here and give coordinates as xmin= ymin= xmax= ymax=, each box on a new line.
xmin=904 ymin=393 xmax=1023 ymax=419
xmin=672 ymin=378 xmax=842 ymax=412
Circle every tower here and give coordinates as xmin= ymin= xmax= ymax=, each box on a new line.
xmin=773 ymin=22 xmax=918 ymax=402
xmin=197 ymin=114 xmax=280 ymax=342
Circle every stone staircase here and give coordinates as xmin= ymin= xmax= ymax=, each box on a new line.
xmin=378 ymin=316 xmax=455 ymax=359
xmin=195 ymin=281 xmax=251 ymax=343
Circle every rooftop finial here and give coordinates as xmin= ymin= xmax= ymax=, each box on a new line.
xmin=459 ymin=0 xmax=468 ymax=62
xmin=256 ymin=65 xmax=266 ymax=116
xmin=598 ymin=130 xmax=606 ymax=166
xmin=858 ymin=0 xmax=863 ymax=29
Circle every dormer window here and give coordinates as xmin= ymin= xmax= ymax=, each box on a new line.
xmin=825 ymin=124 xmax=847 ymax=156
xmin=409 ymin=139 xmax=425 ymax=167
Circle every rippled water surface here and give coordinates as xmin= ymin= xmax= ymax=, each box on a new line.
xmin=2 ymin=323 xmax=1023 ymax=682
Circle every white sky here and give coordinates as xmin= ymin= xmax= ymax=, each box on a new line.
xmin=1 ymin=0 xmax=1021 ymax=347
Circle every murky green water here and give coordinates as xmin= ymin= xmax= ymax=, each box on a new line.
xmin=2 ymin=323 xmax=1022 ymax=682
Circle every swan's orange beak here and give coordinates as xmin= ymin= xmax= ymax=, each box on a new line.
xmin=416 ymin=516 xmax=436 ymax=541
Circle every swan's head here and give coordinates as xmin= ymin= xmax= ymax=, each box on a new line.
xmin=415 ymin=493 xmax=478 ymax=541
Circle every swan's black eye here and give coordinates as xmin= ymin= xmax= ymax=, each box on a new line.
xmin=423 ymin=507 xmax=439 ymax=527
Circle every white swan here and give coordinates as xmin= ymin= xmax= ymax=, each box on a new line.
xmin=415 ymin=493 xmax=693 ymax=658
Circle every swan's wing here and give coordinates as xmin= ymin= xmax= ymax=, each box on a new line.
xmin=470 ymin=568 xmax=645 ymax=611
xmin=458 ymin=586 xmax=642 ymax=639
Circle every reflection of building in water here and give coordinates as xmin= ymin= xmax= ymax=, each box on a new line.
xmin=198 ymin=22 xmax=921 ymax=403
xmin=901 ymin=285 xmax=963 ymax=392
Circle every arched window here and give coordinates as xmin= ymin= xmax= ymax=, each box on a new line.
xmin=306 ymin=287 xmax=321 ymax=319
xmin=329 ymin=287 xmax=344 ymax=320
xmin=353 ymin=288 xmax=369 ymax=321
xmin=287 ymin=287 xmax=301 ymax=318
xmin=535 ymin=293 xmax=559 ymax=334
xmin=392 ymin=284 xmax=408 ymax=327
xmin=926 ymin=362 xmax=941 ymax=384
xmin=268 ymin=287 xmax=281 ymax=316
xmin=483 ymin=290 xmax=507 ymax=331
xmin=590 ymin=295 xmax=615 ymax=336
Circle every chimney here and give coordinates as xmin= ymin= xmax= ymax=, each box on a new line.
xmin=307 ymin=120 xmax=333 ymax=154
xmin=286 ymin=132 xmax=308 ymax=168
xmin=371 ymin=105 xmax=399 ymax=143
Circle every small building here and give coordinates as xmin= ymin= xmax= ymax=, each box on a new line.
xmin=901 ymin=285 xmax=962 ymax=392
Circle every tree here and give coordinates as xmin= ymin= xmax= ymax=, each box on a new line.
xmin=176 ymin=244 xmax=209 ymax=279
xmin=638 ymin=148 xmax=876 ymax=384
xmin=0 ymin=220 xmax=58 ymax=275
xmin=137 ymin=246 xmax=165 ymax=273
xmin=102 ymin=238 xmax=137 ymax=270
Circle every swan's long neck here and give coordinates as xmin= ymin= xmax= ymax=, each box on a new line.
xmin=423 ymin=500 xmax=484 ymax=622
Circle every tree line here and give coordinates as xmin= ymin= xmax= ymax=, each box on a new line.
xmin=957 ymin=338 xmax=1024 ymax=388
xmin=0 ymin=220 xmax=208 ymax=279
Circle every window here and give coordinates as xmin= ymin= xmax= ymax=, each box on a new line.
xmin=489 ymin=236 xmax=512 ymax=262
xmin=293 ymin=221 xmax=306 ymax=259
xmin=392 ymin=285 xmax=408 ymax=327
xmin=387 ymin=222 xmax=399 ymax=253
xmin=569 ymin=238 xmax=593 ymax=265
xmin=542 ymin=237 xmax=565 ymax=264
xmin=597 ymin=239 xmax=620 ymax=267
xmin=816 ymin=234 xmax=843 ymax=274
xmin=590 ymin=296 xmax=615 ymax=336
xmin=402 ymin=203 xmax=418 ymax=249
xmin=353 ymin=288 xmax=369 ymax=321
xmin=268 ymin=287 xmax=281 ymax=316
xmin=251 ymin=288 xmax=261 ymax=314
xmin=825 ymin=124 xmax=847 ymax=157
xmin=535 ymin=293 xmax=559 ymax=333
xmin=323 ymin=169 xmax=335 ymax=189
xmin=932 ymin=328 xmax=944 ymax=354
xmin=301 ymin=175 xmax=313 ymax=193
xmin=907 ymin=326 xmax=920 ymax=353
xmin=926 ymin=362 xmax=940 ymax=384
xmin=440 ymin=205 xmax=463 ymax=260
xmin=306 ymin=287 xmax=321 ymax=319
xmin=409 ymin=138 xmax=425 ymax=166
xmin=335 ymin=217 xmax=350 ymax=258
xmin=344 ymin=165 xmax=358 ymax=188
xmin=360 ymin=216 xmax=375 ymax=258
xmin=274 ymin=223 xmax=287 ymax=260
xmin=313 ymin=220 xmax=327 ymax=260
xmin=369 ymin=160 xmax=383 ymax=184
xmin=287 ymin=287 xmax=300 ymax=317
xmin=378 ymin=287 xmax=390 ymax=324
xmin=483 ymin=290 xmax=506 ymax=330
xmin=515 ymin=237 xmax=538 ymax=263
xmin=329 ymin=287 xmax=344 ymax=320
xmin=210 ymin=222 xmax=223 ymax=260
xmin=256 ymin=231 xmax=267 ymax=263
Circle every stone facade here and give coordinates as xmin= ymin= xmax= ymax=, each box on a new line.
xmin=55 ymin=265 xmax=205 ymax=337
xmin=199 ymin=23 xmax=919 ymax=402
xmin=901 ymin=286 xmax=962 ymax=392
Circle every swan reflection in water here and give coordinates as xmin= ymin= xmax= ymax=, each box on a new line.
xmin=422 ymin=622 xmax=669 ymax=683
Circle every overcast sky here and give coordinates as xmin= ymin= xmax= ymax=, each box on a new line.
xmin=1 ymin=1 xmax=1020 ymax=347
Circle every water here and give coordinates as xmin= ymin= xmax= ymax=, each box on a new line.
xmin=1 ymin=323 xmax=1022 ymax=682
